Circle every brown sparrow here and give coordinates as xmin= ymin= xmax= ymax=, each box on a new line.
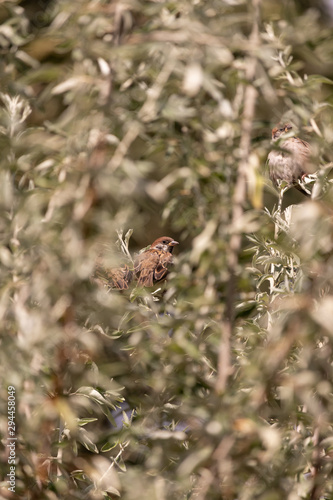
xmin=134 ymin=236 xmax=179 ymax=287
xmin=268 ymin=124 xmax=312 ymax=195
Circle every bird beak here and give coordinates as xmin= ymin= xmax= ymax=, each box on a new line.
xmin=169 ymin=240 xmax=179 ymax=247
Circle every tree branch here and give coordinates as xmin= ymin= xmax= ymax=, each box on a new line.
xmin=216 ymin=0 xmax=261 ymax=394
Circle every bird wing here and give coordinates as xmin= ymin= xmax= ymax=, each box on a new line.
xmin=134 ymin=249 xmax=173 ymax=287
xmin=285 ymin=137 xmax=312 ymax=177
xmin=106 ymin=265 xmax=133 ymax=289
xmin=268 ymin=137 xmax=312 ymax=189
xmin=153 ymin=252 xmax=173 ymax=282
xmin=285 ymin=137 xmax=310 ymax=157
xmin=134 ymin=250 xmax=160 ymax=287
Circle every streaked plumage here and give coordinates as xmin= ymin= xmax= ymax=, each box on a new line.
xmin=268 ymin=123 xmax=312 ymax=194
xmin=106 ymin=265 xmax=133 ymax=290
xmin=94 ymin=262 xmax=133 ymax=290
xmin=134 ymin=236 xmax=178 ymax=287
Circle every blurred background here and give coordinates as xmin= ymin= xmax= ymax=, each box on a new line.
xmin=1 ymin=0 xmax=333 ymax=498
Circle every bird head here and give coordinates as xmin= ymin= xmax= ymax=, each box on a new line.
xmin=271 ymin=123 xmax=293 ymax=141
xmin=151 ymin=236 xmax=179 ymax=253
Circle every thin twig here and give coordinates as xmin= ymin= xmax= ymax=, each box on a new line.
xmin=109 ymin=47 xmax=177 ymax=173
xmin=116 ymin=229 xmax=134 ymax=263
xmin=190 ymin=469 xmax=214 ymax=500
xmin=57 ymin=418 xmax=64 ymax=478
xmin=309 ymin=425 xmax=322 ymax=500
xmin=107 ymin=3 xmax=129 ymax=105
xmin=108 ymin=121 xmax=142 ymax=172
xmin=138 ymin=46 xmax=177 ymax=122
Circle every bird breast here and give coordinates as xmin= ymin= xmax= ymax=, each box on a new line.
xmin=268 ymin=137 xmax=310 ymax=186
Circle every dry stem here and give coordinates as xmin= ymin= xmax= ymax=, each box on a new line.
xmin=216 ymin=0 xmax=261 ymax=394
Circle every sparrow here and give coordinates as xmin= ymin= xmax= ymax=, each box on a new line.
xmin=134 ymin=236 xmax=179 ymax=287
xmin=267 ymin=123 xmax=312 ymax=195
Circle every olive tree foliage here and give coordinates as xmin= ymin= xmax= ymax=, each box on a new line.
xmin=1 ymin=0 xmax=333 ymax=498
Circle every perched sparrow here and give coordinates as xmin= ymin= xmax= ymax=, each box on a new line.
xmin=134 ymin=236 xmax=179 ymax=287
xmin=268 ymin=123 xmax=312 ymax=194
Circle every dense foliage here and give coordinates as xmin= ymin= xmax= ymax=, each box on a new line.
xmin=1 ymin=0 xmax=333 ymax=498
